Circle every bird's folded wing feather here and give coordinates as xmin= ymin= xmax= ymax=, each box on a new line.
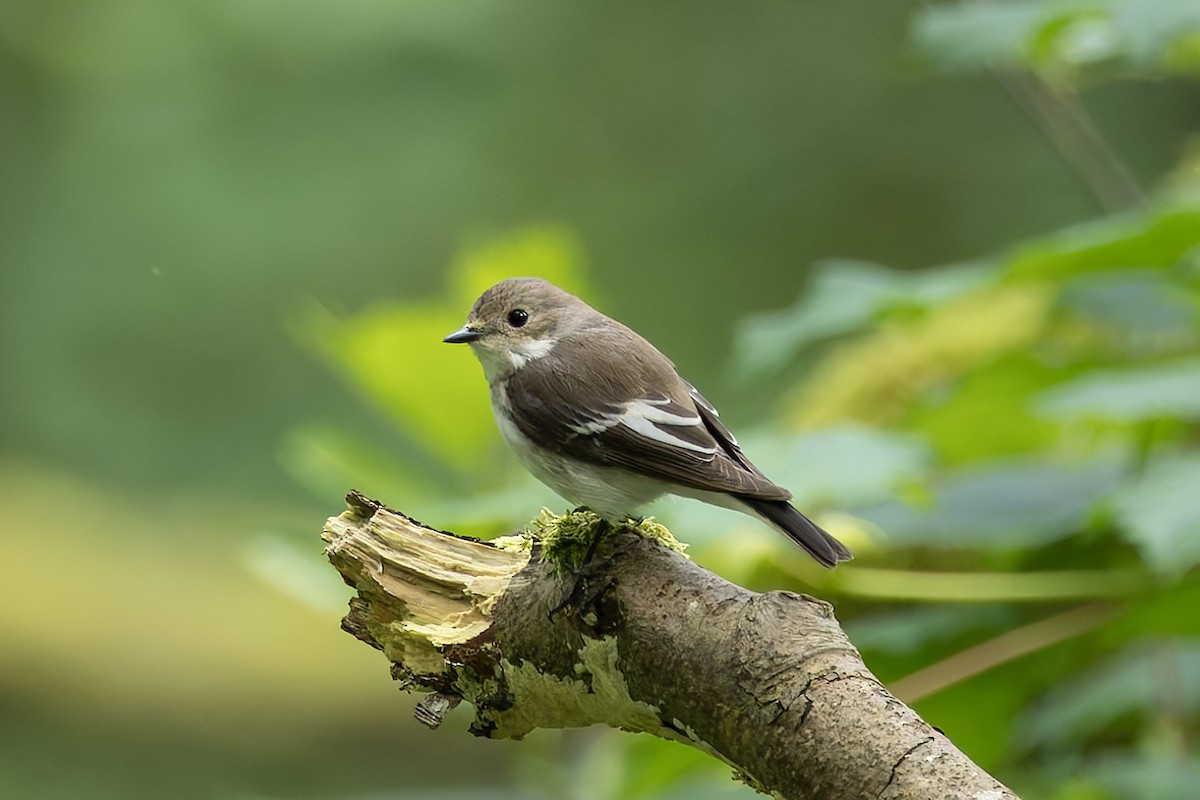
xmin=684 ymin=382 xmax=778 ymax=482
xmin=502 ymin=362 xmax=790 ymax=500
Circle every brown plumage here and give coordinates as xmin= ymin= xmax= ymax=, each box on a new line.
xmin=445 ymin=278 xmax=852 ymax=567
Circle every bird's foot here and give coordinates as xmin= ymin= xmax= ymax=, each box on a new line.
xmin=548 ymin=518 xmax=610 ymax=619
xmin=578 ymin=517 xmax=610 ymax=567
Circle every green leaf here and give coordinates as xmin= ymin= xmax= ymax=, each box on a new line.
xmin=1112 ymin=0 xmax=1200 ymax=65
xmin=1006 ymin=202 xmax=1200 ymax=281
xmin=1035 ymin=358 xmax=1200 ymax=422
xmin=1018 ymin=640 xmax=1200 ymax=750
xmin=855 ymin=459 xmax=1123 ymax=549
xmin=1164 ymin=29 xmax=1200 ymax=74
xmin=738 ymin=425 xmax=932 ymax=507
xmin=910 ymin=0 xmax=1109 ymax=72
xmin=304 ymin=299 xmax=497 ymax=470
xmin=911 ymin=0 xmax=1200 ymax=75
xmin=1083 ymin=754 xmax=1200 ymax=800
xmin=732 ymin=259 xmax=991 ymax=379
xmin=1113 ymin=453 xmax=1200 ymax=574
xmin=1060 ymin=270 xmax=1198 ymax=353
xmin=906 ymin=354 xmax=1066 ymax=464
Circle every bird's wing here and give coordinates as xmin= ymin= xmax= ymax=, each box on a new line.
xmin=502 ymin=357 xmax=790 ymax=501
xmin=684 ymin=382 xmax=773 ymax=478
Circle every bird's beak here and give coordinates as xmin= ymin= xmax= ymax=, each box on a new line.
xmin=443 ymin=326 xmax=483 ymax=344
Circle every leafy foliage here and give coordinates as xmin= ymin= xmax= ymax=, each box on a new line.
xmin=291 ymin=7 xmax=1200 ymax=800
xmin=912 ymin=0 xmax=1200 ymax=80
xmin=306 ymin=200 xmax=1200 ymax=799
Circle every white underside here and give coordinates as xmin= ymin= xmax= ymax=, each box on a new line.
xmin=492 ymin=384 xmax=753 ymax=520
xmin=494 ymin=402 xmax=665 ymax=518
xmin=490 ymin=384 xmax=665 ymax=516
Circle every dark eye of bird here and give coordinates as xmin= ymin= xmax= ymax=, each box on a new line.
xmin=507 ymin=309 xmax=529 ymax=328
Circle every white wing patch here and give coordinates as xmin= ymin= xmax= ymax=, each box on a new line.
xmin=570 ymin=418 xmax=614 ymax=435
xmin=688 ymin=383 xmax=738 ymax=446
xmin=570 ymin=397 xmax=717 ymax=454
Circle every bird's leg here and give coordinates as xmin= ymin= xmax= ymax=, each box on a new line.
xmin=579 ymin=517 xmax=610 ymax=568
xmin=548 ymin=517 xmax=611 ymax=619
xmin=568 ymin=505 xmax=606 ymax=566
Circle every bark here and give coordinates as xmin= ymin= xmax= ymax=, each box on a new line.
xmin=322 ymin=491 xmax=1020 ymax=800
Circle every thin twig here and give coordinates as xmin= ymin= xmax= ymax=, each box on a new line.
xmin=889 ymin=602 xmax=1117 ymax=703
xmin=993 ymin=68 xmax=1147 ymax=214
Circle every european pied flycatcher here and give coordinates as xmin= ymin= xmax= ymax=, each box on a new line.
xmin=444 ymin=277 xmax=851 ymax=567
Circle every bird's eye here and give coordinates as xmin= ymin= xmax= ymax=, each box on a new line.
xmin=507 ymin=309 xmax=529 ymax=328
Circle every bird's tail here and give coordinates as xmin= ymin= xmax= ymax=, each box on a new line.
xmin=741 ymin=498 xmax=852 ymax=568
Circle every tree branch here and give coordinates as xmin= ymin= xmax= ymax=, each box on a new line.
xmin=322 ymin=491 xmax=1020 ymax=800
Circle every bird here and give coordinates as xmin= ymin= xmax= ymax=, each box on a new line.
xmin=443 ymin=277 xmax=852 ymax=567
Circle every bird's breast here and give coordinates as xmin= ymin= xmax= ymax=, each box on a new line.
xmin=490 ymin=382 xmax=667 ymax=518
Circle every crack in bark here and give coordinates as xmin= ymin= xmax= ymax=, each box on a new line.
xmin=879 ymin=736 xmax=936 ymax=799
xmin=793 ymin=671 xmax=861 ymax=732
xmin=793 ymin=693 xmax=813 ymax=730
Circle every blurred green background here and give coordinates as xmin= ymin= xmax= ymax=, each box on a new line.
xmin=2 ymin=1 xmax=1199 ymax=798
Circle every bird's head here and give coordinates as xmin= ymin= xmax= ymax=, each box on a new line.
xmin=444 ymin=278 xmax=590 ymax=382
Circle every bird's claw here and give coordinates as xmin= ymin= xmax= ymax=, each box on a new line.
xmin=548 ymin=518 xmax=611 ymax=619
